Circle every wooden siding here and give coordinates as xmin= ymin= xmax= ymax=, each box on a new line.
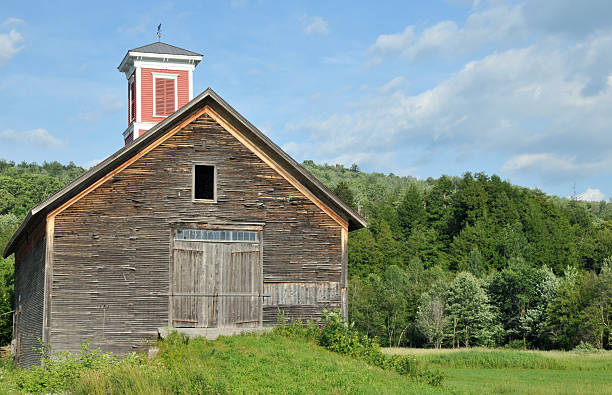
xmin=140 ymin=68 xmax=189 ymax=124
xmin=50 ymin=113 xmax=343 ymax=355
xmin=171 ymin=240 xmax=262 ymax=329
xmin=13 ymin=222 xmax=46 ymax=367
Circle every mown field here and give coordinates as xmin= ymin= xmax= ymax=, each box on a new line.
xmin=384 ymin=347 xmax=612 ymax=395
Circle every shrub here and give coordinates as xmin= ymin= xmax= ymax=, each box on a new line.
xmin=16 ymin=342 xmax=145 ymax=393
xmin=275 ymin=310 xmax=444 ymax=386
xmin=505 ymin=339 xmax=527 ymax=350
xmin=573 ymin=341 xmax=598 ymax=353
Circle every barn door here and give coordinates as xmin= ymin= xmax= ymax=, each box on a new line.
xmin=172 ymin=240 xmax=217 ymax=328
xmin=171 ymin=229 xmax=262 ymax=329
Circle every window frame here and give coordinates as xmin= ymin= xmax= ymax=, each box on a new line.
xmin=128 ymin=74 xmax=135 ymax=122
xmin=192 ymin=163 xmax=217 ymax=203
xmin=152 ymin=72 xmax=178 ymax=118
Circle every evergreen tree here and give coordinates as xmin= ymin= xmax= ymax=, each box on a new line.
xmin=397 ymin=184 xmax=426 ymax=239
xmin=332 ymin=180 xmax=356 ymax=210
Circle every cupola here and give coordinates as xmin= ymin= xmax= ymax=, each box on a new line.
xmin=118 ymin=42 xmax=203 ymax=145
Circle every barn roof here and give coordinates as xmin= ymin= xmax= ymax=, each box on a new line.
xmin=129 ymin=42 xmax=202 ymax=56
xmin=3 ymin=88 xmax=366 ymax=258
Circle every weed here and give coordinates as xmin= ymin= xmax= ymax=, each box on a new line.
xmin=275 ymin=310 xmax=445 ymax=386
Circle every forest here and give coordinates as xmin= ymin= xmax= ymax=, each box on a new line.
xmin=0 ymin=159 xmax=610 ymax=351
xmin=303 ymin=161 xmax=612 ymax=351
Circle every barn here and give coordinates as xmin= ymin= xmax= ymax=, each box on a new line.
xmin=3 ymin=42 xmax=366 ymax=366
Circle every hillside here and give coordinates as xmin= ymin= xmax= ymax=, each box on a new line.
xmin=302 ymin=161 xmax=612 ymax=350
xmin=0 ymin=332 xmax=443 ymax=394
xmin=0 ymin=159 xmax=610 ymax=352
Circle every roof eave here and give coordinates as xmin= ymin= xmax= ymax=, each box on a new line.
xmin=202 ymin=90 xmax=367 ymax=231
xmin=3 ymin=211 xmax=32 ymax=258
xmin=3 ymin=87 xmax=366 ymax=257
xmin=118 ymin=51 xmax=203 ymax=72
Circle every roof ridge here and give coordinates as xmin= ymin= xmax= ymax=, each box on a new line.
xmin=2 ymin=88 xmax=366 ymax=258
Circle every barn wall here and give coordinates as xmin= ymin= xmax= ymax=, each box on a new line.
xmin=50 ymin=113 xmax=343 ymax=355
xmin=13 ymin=223 xmax=46 ymax=367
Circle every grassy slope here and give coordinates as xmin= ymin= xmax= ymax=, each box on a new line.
xmin=384 ymin=348 xmax=612 ymax=395
xmin=72 ymin=334 xmax=442 ymax=394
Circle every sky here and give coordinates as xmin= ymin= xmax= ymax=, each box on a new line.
xmin=0 ymin=0 xmax=611 ymax=201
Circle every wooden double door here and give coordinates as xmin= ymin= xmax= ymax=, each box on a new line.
xmin=171 ymin=239 xmax=262 ymax=328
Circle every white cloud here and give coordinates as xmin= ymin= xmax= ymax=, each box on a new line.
xmin=523 ymin=0 xmax=612 ymax=38
xmin=230 ymin=0 xmax=248 ymax=8
xmin=501 ymin=153 xmax=612 ymax=179
xmin=285 ymin=30 xmax=612 ymax=182
xmin=3 ymin=17 xmax=24 ymax=26
xmin=83 ymin=158 xmax=103 ymax=169
xmin=0 ymin=28 xmax=23 ymax=65
xmin=577 ymin=188 xmax=605 ymax=202
xmin=369 ymin=3 xmax=525 ymax=62
xmin=304 ymin=16 xmax=329 ymax=36
xmin=378 ymin=76 xmax=408 ymax=94
xmin=0 ymin=128 xmax=64 ymax=149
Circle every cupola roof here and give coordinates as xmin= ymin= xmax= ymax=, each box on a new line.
xmin=129 ymin=41 xmax=202 ymax=56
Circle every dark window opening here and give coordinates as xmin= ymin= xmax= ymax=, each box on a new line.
xmin=194 ymin=165 xmax=215 ymax=200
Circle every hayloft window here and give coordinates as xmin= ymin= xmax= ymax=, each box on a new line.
xmin=152 ymin=73 xmax=178 ymax=117
xmin=176 ymin=229 xmax=257 ymax=242
xmin=193 ymin=164 xmax=216 ymax=201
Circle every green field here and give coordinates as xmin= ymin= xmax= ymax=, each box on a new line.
xmin=2 ymin=335 xmax=610 ymax=394
xmin=384 ymin=347 xmax=612 ymax=395
xmin=0 ymin=334 xmax=442 ymax=394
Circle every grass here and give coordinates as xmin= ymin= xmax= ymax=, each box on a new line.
xmin=384 ymin=347 xmax=612 ymax=394
xmin=0 ymin=334 xmax=444 ymax=394
xmin=3 ymin=334 xmax=609 ymax=394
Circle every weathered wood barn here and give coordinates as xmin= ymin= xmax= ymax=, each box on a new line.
xmin=3 ymin=42 xmax=366 ymax=366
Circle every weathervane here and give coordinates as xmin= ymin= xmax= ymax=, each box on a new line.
xmin=157 ymin=24 xmax=163 ymax=41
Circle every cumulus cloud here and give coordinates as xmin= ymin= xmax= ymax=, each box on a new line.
xmin=285 ymin=29 xmax=612 ymax=181
xmin=523 ymin=0 xmax=612 ymax=38
xmin=0 ymin=28 xmax=23 ymax=65
xmin=577 ymin=188 xmax=605 ymax=202
xmin=0 ymin=129 xmax=64 ymax=149
xmin=304 ymin=16 xmax=329 ymax=36
xmin=3 ymin=17 xmax=24 ymax=26
xmin=369 ymin=3 xmax=525 ymax=63
xmin=378 ymin=76 xmax=408 ymax=94
xmin=501 ymin=154 xmax=612 ymax=181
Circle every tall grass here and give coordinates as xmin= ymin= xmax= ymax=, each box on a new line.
xmin=386 ymin=348 xmax=612 ymax=371
xmin=74 ymin=333 xmax=442 ymax=394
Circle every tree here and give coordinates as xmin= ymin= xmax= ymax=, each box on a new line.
xmin=348 ymin=229 xmax=383 ymax=277
xmin=467 ymin=248 xmax=484 ymax=278
xmin=489 ymin=258 xmax=557 ymax=349
xmin=348 ymin=266 xmax=413 ymax=347
xmin=446 ymin=272 xmax=496 ymax=347
xmin=332 ymin=181 xmax=356 ymax=210
xmin=581 ymin=259 xmax=612 ymax=349
xmin=381 ymin=265 xmax=412 ymax=346
xmin=545 ymin=266 xmax=584 ymax=350
xmin=416 ymin=281 xmax=448 ymax=348
xmin=397 ymin=184 xmax=425 ymax=239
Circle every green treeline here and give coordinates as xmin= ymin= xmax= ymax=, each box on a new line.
xmin=303 ymin=161 xmax=612 ymax=351
xmin=0 ymin=160 xmax=86 ymax=345
xmin=0 ymin=159 xmax=610 ymax=352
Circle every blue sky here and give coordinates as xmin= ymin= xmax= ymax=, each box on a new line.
xmin=1 ymin=0 xmax=611 ymax=201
